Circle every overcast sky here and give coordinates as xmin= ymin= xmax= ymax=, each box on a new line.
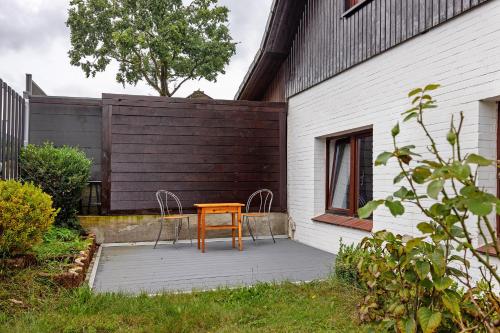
xmin=0 ymin=0 xmax=272 ymax=99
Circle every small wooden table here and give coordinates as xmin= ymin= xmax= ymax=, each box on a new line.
xmin=194 ymin=203 xmax=245 ymax=253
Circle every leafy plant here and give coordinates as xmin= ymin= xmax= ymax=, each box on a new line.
xmin=358 ymin=85 xmax=500 ymax=332
xmin=0 ymin=180 xmax=57 ymax=257
xmin=335 ymin=239 xmax=370 ymax=287
xmin=32 ymin=227 xmax=91 ymax=261
xmin=66 ymin=0 xmax=237 ymax=96
xmin=20 ymin=143 xmax=91 ymax=229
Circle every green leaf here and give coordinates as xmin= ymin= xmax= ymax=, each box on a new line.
xmin=465 ymin=153 xmax=493 ymax=166
xmin=393 ymin=172 xmax=406 ymax=184
xmin=391 ymin=122 xmax=400 ymax=137
xmin=430 ymin=251 xmax=446 ymax=277
xmin=424 ymin=84 xmax=441 ymax=91
xmin=358 ymin=200 xmax=384 ymax=219
xmin=398 ymin=318 xmax=416 ymax=333
xmin=385 ymin=200 xmax=405 ymax=217
xmin=375 ymin=152 xmax=393 ymax=166
xmin=412 ymin=167 xmax=431 ymax=184
xmin=426 ymin=180 xmax=444 ymax=200
xmin=403 ymin=112 xmax=419 ymax=122
xmin=415 ymin=260 xmax=430 ymax=280
xmin=467 ymin=198 xmax=493 ymax=216
xmin=433 ymin=276 xmax=453 ymax=291
xmin=442 ymin=290 xmax=462 ymax=319
xmin=408 ymin=88 xmax=423 ymax=97
xmin=394 ymin=186 xmax=409 ymax=199
xmin=417 ymin=222 xmax=434 ymax=234
xmin=417 ymin=307 xmax=442 ymax=333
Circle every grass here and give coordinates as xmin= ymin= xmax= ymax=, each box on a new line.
xmin=1 ymin=280 xmax=364 ymax=332
xmin=1 ymin=228 xmax=365 ymax=332
xmin=32 ymin=227 xmax=92 ymax=262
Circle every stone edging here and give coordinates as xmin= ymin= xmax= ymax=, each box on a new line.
xmin=53 ymin=233 xmax=97 ymax=288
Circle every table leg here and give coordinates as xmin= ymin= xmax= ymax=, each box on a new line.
xmin=197 ymin=209 xmax=201 ymax=250
xmin=231 ymin=213 xmax=236 ymax=248
xmin=238 ymin=208 xmax=243 ymax=251
xmin=201 ymin=211 xmax=206 ymax=253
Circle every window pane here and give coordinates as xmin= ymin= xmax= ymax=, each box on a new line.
xmin=329 ymin=140 xmax=351 ymax=209
xmin=357 ymin=135 xmax=373 ymax=210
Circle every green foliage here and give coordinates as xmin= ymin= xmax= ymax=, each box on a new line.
xmin=0 ymin=278 xmax=364 ymax=332
xmin=335 ymin=239 xmax=369 ymax=287
xmin=357 ymin=85 xmax=500 ymax=332
xmin=0 ymin=180 xmax=57 ymax=256
xmin=32 ymin=227 xmax=91 ymax=261
xmin=67 ymin=0 xmax=237 ymax=97
xmin=20 ymin=143 xmax=91 ymax=229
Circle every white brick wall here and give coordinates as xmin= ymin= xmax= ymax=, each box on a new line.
xmin=288 ymin=1 xmax=500 ymax=277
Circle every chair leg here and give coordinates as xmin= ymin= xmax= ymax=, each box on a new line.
xmin=267 ymin=216 xmax=275 ymax=243
xmin=174 ymin=219 xmax=181 ymax=245
xmin=187 ymin=217 xmax=193 ymax=246
xmin=154 ymin=220 xmax=163 ymax=249
xmin=246 ymin=216 xmax=256 ymax=242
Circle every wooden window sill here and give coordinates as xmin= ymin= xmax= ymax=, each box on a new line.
xmin=312 ymin=214 xmax=372 ymax=232
xmin=477 ymin=243 xmax=499 ymax=258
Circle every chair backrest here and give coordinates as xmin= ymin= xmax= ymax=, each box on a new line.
xmin=245 ymin=189 xmax=273 ymax=214
xmin=155 ymin=190 xmax=183 ymax=217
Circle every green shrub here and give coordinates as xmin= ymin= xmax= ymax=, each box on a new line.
xmin=32 ymin=227 xmax=91 ymax=261
xmin=20 ymin=143 xmax=91 ymax=229
xmin=357 ymin=85 xmax=500 ymax=332
xmin=335 ymin=240 xmax=368 ymax=287
xmin=0 ymin=180 xmax=57 ymax=257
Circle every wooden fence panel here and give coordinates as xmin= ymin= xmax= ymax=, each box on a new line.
xmin=102 ymin=94 xmax=287 ymax=214
xmin=0 ymin=78 xmax=25 ymax=180
xmin=29 ymin=96 xmax=102 ymax=180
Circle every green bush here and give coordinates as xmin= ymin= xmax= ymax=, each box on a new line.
xmin=0 ymin=180 xmax=57 ymax=257
xmin=20 ymin=143 xmax=91 ymax=229
xmin=335 ymin=240 xmax=369 ymax=287
xmin=32 ymin=227 xmax=92 ymax=261
xmin=357 ymin=85 xmax=500 ymax=332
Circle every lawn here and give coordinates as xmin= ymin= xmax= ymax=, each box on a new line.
xmin=1 ymin=228 xmax=365 ymax=332
xmin=1 ymin=280 xmax=364 ymax=333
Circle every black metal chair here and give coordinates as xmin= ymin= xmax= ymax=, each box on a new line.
xmin=242 ymin=189 xmax=275 ymax=243
xmin=154 ymin=190 xmax=192 ymax=249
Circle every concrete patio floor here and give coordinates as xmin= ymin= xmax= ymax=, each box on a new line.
xmin=91 ymin=238 xmax=335 ymax=294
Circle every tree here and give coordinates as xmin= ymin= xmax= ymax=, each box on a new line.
xmin=66 ymin=0 xmax=236 ymax=96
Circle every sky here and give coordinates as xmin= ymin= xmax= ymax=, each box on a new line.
xmin=0 ymin=0 xmax=273 ymax=99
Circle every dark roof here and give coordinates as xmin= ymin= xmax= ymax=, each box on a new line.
xmin=235 ymin=0 xmax=307 ymax=101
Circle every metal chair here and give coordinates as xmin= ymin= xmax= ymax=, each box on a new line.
xmin=243 ymin=189 xmax=275 ymax=243
xmin=154 ymin=190 xmax=192 ymax=249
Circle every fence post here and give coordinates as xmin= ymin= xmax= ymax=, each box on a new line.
xmin=101 ymin=103 xmax=112 ymax=214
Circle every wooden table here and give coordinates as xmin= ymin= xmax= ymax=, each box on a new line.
xmin=194 ymin=203 xmax=245 ymax=253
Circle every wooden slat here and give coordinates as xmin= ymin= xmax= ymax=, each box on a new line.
xmin=103 ymin=95 xmax=286 ymax=213
xmin=284 ymin=0 xmax=489 ymax=97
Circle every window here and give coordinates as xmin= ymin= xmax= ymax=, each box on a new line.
xmin=345 ymin=0 xmax=361 ymax=11
xmin=326 ymin=130 xmax=373 ymax=218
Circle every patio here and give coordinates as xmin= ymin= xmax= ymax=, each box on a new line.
xmin=91 ymin=238 xmax=335 ymax=294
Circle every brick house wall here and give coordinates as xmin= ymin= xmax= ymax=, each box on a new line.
xmin=287 ymin=0 xmax=500 ymax=279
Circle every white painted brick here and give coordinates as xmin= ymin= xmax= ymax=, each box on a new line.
xmin=287 ymin=1 xmax=500 ymax=281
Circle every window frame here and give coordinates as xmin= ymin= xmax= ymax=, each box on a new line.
xmin=342 ymin=0 xmax=373 ymax=18
xmin=325 ymin=129 xmax=373 ymax=217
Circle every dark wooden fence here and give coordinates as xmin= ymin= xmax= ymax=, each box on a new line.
xmin=101 ymin=94 xmax=287 ymax=214
xmin=29 ymin=96 xmax=102 ymax=180
xmin=0 ymin=78 xmax=25 ymax=180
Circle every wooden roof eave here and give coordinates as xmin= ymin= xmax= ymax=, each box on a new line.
xmin=235 ymin=0 xmax=307 ymax=101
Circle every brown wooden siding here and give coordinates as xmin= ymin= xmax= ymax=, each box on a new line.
xmin=262 ymin=63 xmax=287 ymax=102
xmin=284 ymin=0 xmax=490 ymax=97
xmin=102 ymin=94 xmax=287 ymax=214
